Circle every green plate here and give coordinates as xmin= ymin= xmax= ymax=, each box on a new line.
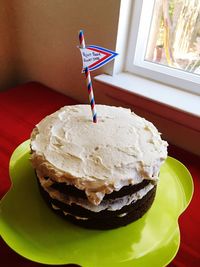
xmin=0 ymin=140 xmax=194 ymax=267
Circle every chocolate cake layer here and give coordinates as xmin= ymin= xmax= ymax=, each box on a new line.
xmin=48 ymin=177 xmax=151 ymax=200
xmin=68 ymin=192 xmax=156 ymax=229
xmin=38 ymin=179 xmax=156 ymax=229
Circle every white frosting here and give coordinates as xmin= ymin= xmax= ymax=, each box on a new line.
xmin=51 ymin=205 xmax=128 ymax=220
xmin=30 ymin=105 xmax=168 ymax=205
xmin=63 ymin=211 xmax=88 ymax=220
xmin=38 ymin=172 xmax=154 ymax=212
xmin=51 ymin=204 xmax=89 ymax=221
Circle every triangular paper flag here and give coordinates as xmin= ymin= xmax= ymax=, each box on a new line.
xmin=79 ymin=45 xmax=118 ymax=72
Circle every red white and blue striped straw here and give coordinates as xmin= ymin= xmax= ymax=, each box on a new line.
xmin=79 ymin=30 xmax=97 ymax=123
xmin=84 ymin=66 xmax=97 ymax=123
xmin=79 ymin=30 xmax=86 ymax=48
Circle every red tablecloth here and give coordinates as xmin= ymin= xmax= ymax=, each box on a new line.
xmin=0 ymin=82 xmax=199 ymax=266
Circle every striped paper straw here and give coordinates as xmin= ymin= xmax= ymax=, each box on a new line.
xmin=79 ymin=30 xmax=97 ymax=123
xmin=79 ymin=30 xmax=86 ymax=48
xmin=84 ymin=66 xmax=97 ymax=123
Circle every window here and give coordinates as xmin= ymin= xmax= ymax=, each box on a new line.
xmin=126 ymin=0 xmax=200 ymax=95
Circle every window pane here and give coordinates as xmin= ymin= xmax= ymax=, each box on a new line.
xmin=145 ymin=0 xmax=200 ymax=75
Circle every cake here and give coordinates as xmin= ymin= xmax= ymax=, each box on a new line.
xmin=30 ymin=105 xmax=168 ymax=229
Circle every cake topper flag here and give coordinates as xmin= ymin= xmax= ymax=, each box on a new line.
xmin=78 ymin=32 xmax=118 ymax=72
xmin=78 ymin=30 xmax=118 ymax=123
xmin=79 ymin=45 xmax=118 ymax=72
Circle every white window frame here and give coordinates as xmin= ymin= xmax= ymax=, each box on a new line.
xmin=125 ymin=0 xmax=200 ymax=96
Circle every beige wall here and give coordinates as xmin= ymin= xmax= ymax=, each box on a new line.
xmin=0 ymin=0 xmax=121 ymax=100
xmin=0 ymin=1 xmax=18 ymax=90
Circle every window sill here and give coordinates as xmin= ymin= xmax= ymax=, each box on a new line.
xmin=95 ymin=72 xmax=200 ymax=118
